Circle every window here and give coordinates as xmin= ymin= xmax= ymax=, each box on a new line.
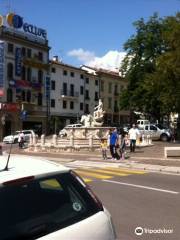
xmin=95 ymin=79 xmax=98 ymax=86
xmin=38 ymin=52 xmax=43 ymax=61
xmin=80 ymin=86 xmax=84 ymax=95
xmin=51 ymin=67 xmax=56 ymax=73
xmin=27 ymin=49 xmax=32 ymax=58
xmin=114 ymin=100 xmax=118 ymax=112
xmin=85 ymin=90 xmax=89 ymax=99
xmin=80 ymin=74 xmax=84 ymax=79
xmin=0 ymin=172 xmax=100 ymax=240
xmin=21 ymin=90 xmax=26 ymax=102
xmin=70 ymin=84 xmax=74 ymax=96
xmin=7 ymin=43 xmax=14 ymax=53
xmin=95 ymin=92 xmax=98 ymax=101
xmin=114 ymin=85 xmax=118 ymax=95
xmin=38 ymin=93 xmax=42 ymax=106
xmin=51 ymin=80 xmax=56 ymax=90
xmin=7 ymin=88 xmax=13 ymax=102
xmin=101 ymin=81 xmax=104 ymax=92
xmin=63 ymin=83 xmax=67 ymax=95
xmin=80 ymin=102 xmax=83 ymax=111
xmin=70 ymin=72 xmax=74 ymax=77
xmin=63 ymin=70 xmax=67 ymax=76
xmin=86 ymin=78 xmax=89 ymax=84
xmin=27 ymin=68 xmax=31 ymax=82
xmin=150 ymin=125 xmax=157 ymax=131
xmin=108 ymin=97 xmax=112 ymax=108
xmin=63 ymin=100 xmax=67 ymax=109
xmin=85 ymin=104 xmax=89 ymax=113
xmin=27 ymin=90 xmax=31 ymax=102
xmin=51 ymin=99 xmax=55 ymax=108
xmin=70 ymin=101 xmax=74 ymax=109
xmin=108 ymin=83 xmax=112 ymax=93
xmin=38 ymin=70 xmax=43 ymax=84
xmin=21 ymin=66 xmax=26 ymax=80
xmin=7 ymin=63 xmax=13 ymax=79
xmin=21 ymin=47 xmax=26 ymax=57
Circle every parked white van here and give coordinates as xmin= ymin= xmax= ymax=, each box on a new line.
xmin=137 ymin=119 xmax=150 ymax=127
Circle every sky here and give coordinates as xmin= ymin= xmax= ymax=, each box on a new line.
xmin=0 ymin=0 xmax=180 ymax=71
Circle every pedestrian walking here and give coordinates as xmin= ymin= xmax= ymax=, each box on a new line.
xmin=119 ymin=132 xmax=126 ymax=160
xmin=109 ymin=128 xmax=119 ymax=160
xmin=100 ymin=139 xmax=108 ymax=160
xmin=18 ymin=131 xmax=25 ymax=149
xmin=128 ymin=124 xmax=140 ymax=152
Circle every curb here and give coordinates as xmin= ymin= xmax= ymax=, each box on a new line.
xmin=8 ymin=151 xmax=180 ymax=175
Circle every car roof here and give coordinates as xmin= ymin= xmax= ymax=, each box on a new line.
xmin=0 ymin=155 xmax=69 ymax=184
xmin=16 ymin=130 xmax=34 ymax=133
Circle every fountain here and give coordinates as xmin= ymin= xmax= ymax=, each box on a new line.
xmin=65 ymin=99 xmax=110 ymax=139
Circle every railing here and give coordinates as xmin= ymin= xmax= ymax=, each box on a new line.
xmin=22 ymin=102 xmax=46 ymax=112
xmin=60 ymin=90 xmax=79 ymax=97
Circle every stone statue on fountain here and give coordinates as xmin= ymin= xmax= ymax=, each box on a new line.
xmin=80 ymin=99 xmax=105 ymax=127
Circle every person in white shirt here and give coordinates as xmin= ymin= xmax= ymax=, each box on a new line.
xmin=128 ymin=124 xmax=140 ymax=152
xmin=18 ymin=131 xmax=25 ymax=149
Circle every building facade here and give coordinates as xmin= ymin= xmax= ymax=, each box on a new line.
xmin=0 ymin=13 xmax=50 ymax=139
xmin=50 ymin=61 xmax=130 ymax=133
xmin=50 ymin=59 xmax=99 ymax=133
xmin=81 ymin=66 xmax=130 ymax=126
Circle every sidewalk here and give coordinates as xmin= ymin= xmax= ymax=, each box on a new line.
xmin=9 ymin=141 xmax=180 ymax=174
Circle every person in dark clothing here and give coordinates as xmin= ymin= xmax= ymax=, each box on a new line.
xmin=109 ymin=128 xmax=119 ymax=160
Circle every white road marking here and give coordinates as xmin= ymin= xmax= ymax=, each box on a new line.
xmin=103 ymin=180 xmax=179 ymax=194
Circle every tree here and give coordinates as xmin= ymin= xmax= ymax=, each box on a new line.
xmin=119 ymin=13 xmax=180 ymax=122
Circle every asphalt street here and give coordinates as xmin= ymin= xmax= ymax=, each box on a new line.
xmin=89 ymin=172 xmax=180 ymax=240
xmin=2 ymin=141 xmax=180 ymax=240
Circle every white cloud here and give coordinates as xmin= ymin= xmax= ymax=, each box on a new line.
xmin=67 ymin=48 xmax=126 ymax=71
xmin=87 ymin=50 xmax=126 ymax=71
xmin=67 ymin=48 xmax=95 ymax=63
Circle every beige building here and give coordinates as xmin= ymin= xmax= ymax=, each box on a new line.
xmin=0 ymin=13 xmax=50 ymax=139
xmin=81 ymin=66 xmax=130 ymax=126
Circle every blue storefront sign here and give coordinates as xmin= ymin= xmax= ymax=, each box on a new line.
xmin=45 ymin=76 xmax=50 ymax=98
xmin=15 ymin=48 xmax=22 ymax=76
xmin=20 ymin=110 xmax=28 ymax=120
xmin=0 ymin=41 xmax=4 ymax=96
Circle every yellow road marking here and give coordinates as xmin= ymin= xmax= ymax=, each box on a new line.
xmin=82 ymin=178 xmax=92 ymax=183
xmin=103 ymin=167 xmax=146 ymax=174
xmin=75 ymin=170 xmax=112 ymax=179
xmin=81 ymin=168 xmax=129 ymax=176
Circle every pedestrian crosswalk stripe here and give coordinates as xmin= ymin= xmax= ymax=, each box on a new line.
xmin=103 ymin=167 xmax=146 ymax=175
xmin=80 ymin=168 xmax=129 ymax=176
xmin=75 ymin=170 xmax=112 ymax=179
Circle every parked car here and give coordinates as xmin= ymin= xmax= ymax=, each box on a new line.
xmin=138 ymin=124 xmax=172 ymax=141
xmin=0 ymin=156 xmax=117 ymax=240
xmin=3 ymin=130 xmax=35 ymax=144
xmin=59 ymin=124 xmax=83 ymax=137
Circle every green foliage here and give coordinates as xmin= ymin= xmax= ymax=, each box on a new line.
xmin=119 ymin=12 xmax=180 ymax=122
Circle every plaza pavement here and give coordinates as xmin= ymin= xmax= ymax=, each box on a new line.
xmin=9 ymin=140 xmax=180 ymax=175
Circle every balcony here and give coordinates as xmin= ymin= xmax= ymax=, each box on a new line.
xmin=60 ymin=90 xmax=79 ymax=99
xmin=23 ymin=58 xmax=49 ymax=70
xmin=22 ymin=102 xmax=46 ymax=115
